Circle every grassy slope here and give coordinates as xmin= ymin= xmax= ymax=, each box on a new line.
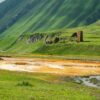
xmin=0 ymin=0 xmax=99 ymax=32
xmin=33 ymin=23 xmax=100 ymax=56
xmin=0 ymin=0 xmax=99 ymax=37
xmin=0 ymin=70 xmax=100 ymax=100
xmin=0 ymin=22 xmax=100 ymax=60
xmin=0 ymin=0 xmax=100 ymax=58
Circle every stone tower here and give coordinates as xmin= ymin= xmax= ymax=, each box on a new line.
xmin=77 ymin=31 xmax=83 ymax=42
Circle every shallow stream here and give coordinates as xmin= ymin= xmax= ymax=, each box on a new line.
xmin=74 ymin=76 xmax=100 ymax=88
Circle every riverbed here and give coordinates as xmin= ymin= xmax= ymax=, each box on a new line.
xmin=0 ymin=57 xmax=100 ymax=88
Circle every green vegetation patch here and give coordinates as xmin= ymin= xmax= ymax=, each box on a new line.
xmin=0 ymin=70 xmax=100 ymax=100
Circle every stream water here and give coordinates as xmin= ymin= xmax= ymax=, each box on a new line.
xmin=74 ymin=76 xmax=100 ymax=88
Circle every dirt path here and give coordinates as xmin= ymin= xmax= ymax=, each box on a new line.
xmin=0 ymin=57 xmax=100 ymax=76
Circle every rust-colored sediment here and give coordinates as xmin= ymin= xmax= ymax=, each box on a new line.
xmin=0 ymin=57 xmax=100 ymax=76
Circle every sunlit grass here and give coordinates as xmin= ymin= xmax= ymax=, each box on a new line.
xmin=0 ymin=70 xmax=100 ymax=100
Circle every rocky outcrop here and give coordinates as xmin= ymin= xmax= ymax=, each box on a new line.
xmin=45 ymin=34 xmax=60 ymax=44
xmin=28 ymin=33 xmax=44 ymax=43
xmin=17 ymin=31 xmax=84 ymax=45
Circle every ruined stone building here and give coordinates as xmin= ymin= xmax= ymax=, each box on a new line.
xmin=71 ymin=31 xmax=84 ymax=42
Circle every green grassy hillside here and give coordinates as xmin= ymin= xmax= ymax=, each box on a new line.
xmin=0 ymin=0 xmax=100 ymax=33
xmin=0 ymin=0 xmax=100 ymax=58
xmin=0 ymin=21 xmax=100 ymax=59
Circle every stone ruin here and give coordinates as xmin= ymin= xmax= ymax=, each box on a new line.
xmin=28 ymin=33 xmax=44 ymax=43
xmin=18 ymin=33 xmax=44 ymax=44
xmin=45 ymin=31 xmax=84 ymax=44
xmin=71 ymin=31 xmax=84 ymax=42
xmin=17 ymin=31 xmax=84 ymax=45
xmin=45 ymin=34 xmax=60 ymax=44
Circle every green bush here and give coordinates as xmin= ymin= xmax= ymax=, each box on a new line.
xmin=17 ymin=81 xmax=33 ymax=87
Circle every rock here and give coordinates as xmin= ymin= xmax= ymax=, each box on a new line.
xmin=54 ymin=37 xmax=60 ymax=43
xmin=28 ymin=33 xmax=44 ymax=43
xmin=0 ymin=57 xmax=3 ymax=60
xmin=45 ymin=34 xmax=60 ymax=44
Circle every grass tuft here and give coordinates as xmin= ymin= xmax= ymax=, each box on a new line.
xmin=17 ymin=81 xmax=33 ymax=87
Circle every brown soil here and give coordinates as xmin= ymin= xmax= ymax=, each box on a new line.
xmin=0 ymin=57 xmax=100 ymax=76
xmin=0 ymin=57 xmax=3 ymax=60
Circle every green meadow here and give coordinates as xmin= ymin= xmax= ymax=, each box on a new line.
xmin=0 ymin=70 xmax=100 ymax=100
xmin=0 ymin=0 xmax=100 ymax=100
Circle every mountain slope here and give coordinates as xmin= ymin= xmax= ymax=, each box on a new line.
xmin=0 ymin=0 xmax=100 ymax=57
xmin=0 ymin=0 xmax=100 ymax=34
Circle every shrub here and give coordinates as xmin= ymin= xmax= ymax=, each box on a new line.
xmin=17 ymin=81 xmax=33 ymax=87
